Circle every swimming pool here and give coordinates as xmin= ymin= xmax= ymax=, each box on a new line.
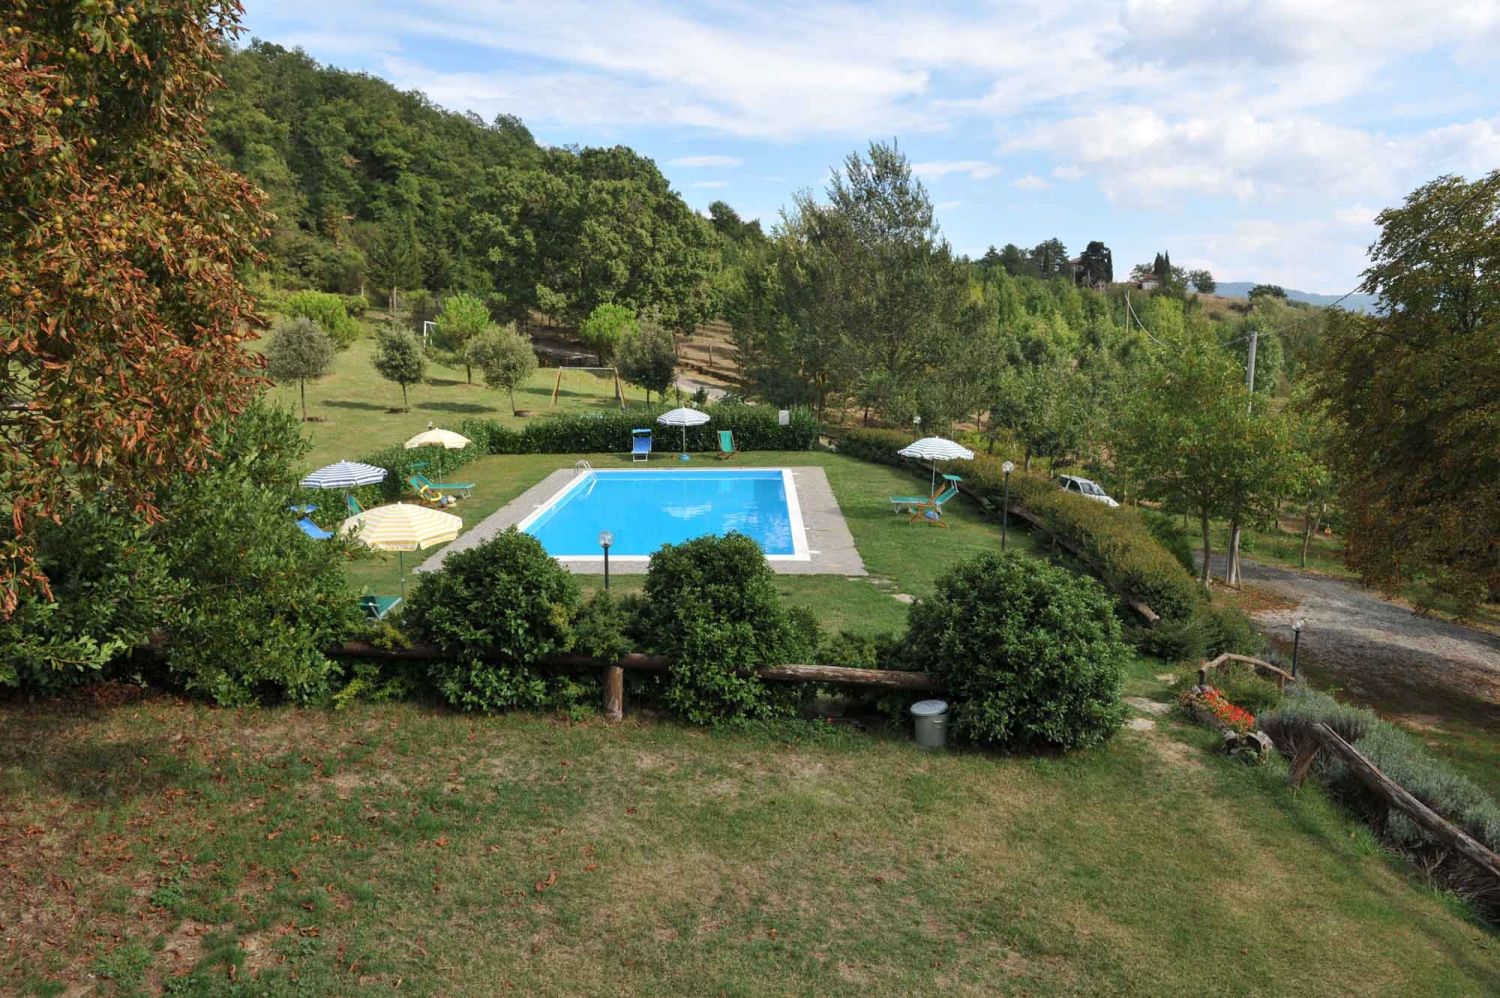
xmin=517 ymin=468 xmax=809 ymax=561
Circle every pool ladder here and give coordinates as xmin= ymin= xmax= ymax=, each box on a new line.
xmin=573 ymin=460 xmax=592 ymax=478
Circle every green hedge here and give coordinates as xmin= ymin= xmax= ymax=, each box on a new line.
xmin=460 ymin=403 xmax=819 ymax=456
xmin=834 ymin=427 xmax=1203 ymax=621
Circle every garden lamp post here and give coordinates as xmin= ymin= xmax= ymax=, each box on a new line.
xmin=599 ymin=530 xmax=614 ymax=591
xmin=1292 ymin=618 xmax=1304 ymax=678
xmin=1001 ymin=461 xmax=1015 ymax=551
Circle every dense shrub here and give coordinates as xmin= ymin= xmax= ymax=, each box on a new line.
xmin=283 ymin=290 xmax=360 ymax=348
xmin=460 ymin=402 xmax=818 ymax=456
xmin=1141 ymin=508 xmax=1197 ymax=574
xmin=1 ymin=403 xmax=362 ymax=705
xmin=405 ymin=530 xmax=584 ymax=713
xmin=1210 ymin=662 xmax=1284 ymax=715
xmin=1129 ymin=613 xmax=1209 ymax=662
xmin=835 ymin=426 xmax=1203 ymax=622
xmin=1198 ymin=604 xmax=1264 ymax=657
xmin=907 ymin=554 xmax=1128 ymax=750
xmin=1260 ymin=686 xmax=1500 ymax=917
xmin=640 ymin=533 xmax=818 ymax=723
xmin=356 ymin=441 xmax=484 ymax=502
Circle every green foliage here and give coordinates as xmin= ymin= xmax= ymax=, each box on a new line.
xmin=1140 ymin=509 xmax=1197 ymax=574
xmin=641 ymin=534 xmax=817 ymax=724
xmin=1198 ymin=604 xmax=1264 ymax=657
xmin=372 ymin=326 xmax=427 ymax=410
xmin=265 ymin=316 xmax=335 ymax=420
xmin=615 ymin=318 xmax=678 ymax=403
xmin=579 ymin=303 xmax=637 ymax=362
xmin=1312 ymin=171 xmax=1499 ymax=614
xmin=571 ymin=591 xmax=638 ymax=663
xmin=471 ymin=325 xmax=539 ymax=412
xmin=153 ymin=404 xmax=362 ymax=705
xmin=433 ymin=293 xmax=493 ymax=382
xmin=461 ymin=403 xmax=818 ymax=456
xmin=283 ymin=290 xmax=360 ymax=348
xmin=1 ymin=403 xmax=360 ymax=704
xmin=836 ymin=427 xmax=1202 ymax=621
xmin=1210 ymin=663 xmax=1282 ymax=716
xmin=907 ymin=554 xmax=1127 ymax=750
xmin=1187 ymin=269 xmax=1216 ymax=294
xmin=405 ymin=530 xmax=584 ymax=713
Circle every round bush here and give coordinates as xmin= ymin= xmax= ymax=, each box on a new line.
xmin=641 ymin=533 xmax=817 ymax=723
xmin=405 ymin=529 xmax=581 ymax=712
xmin=907 ymin=554 xmax=1128 ymax=750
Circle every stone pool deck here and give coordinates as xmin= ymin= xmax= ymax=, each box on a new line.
xmin=415 ymin=466 xmax=865 ymax=576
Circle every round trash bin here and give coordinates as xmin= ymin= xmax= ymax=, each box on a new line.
xmin=910 ymin=699 xmax=949 ymax=749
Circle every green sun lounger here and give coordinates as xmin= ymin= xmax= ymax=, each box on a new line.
xmin=716 ymin=430 xmax=736 ymax=460
xmin=345 ymin=494 xmax=365 ymax=516
xmin=890 ymin=474 xmax=962 ymax=511
xmin=907 ymin=478 xmax=962 ymax=527
xmin=412 ymin=472 xmax=473 ymax=498
xmin=359 ymin=595 xmax=402 ymax=621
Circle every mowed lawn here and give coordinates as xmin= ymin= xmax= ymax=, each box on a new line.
xmin=263 ymin=336 xmax=657 ymax=468
xmin=3 ymin=681 xmax=1497 ymax=996
xmin=341 ymin=449 xmax=1050 ymax=637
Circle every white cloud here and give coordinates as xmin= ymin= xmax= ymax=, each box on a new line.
xmin=1012 ymin=174 xmax=1051 ymax=191
xmin=691 ymin=180 xmax=728 ymax=189
xmin=912 ymin=159 xmax=1000 ymax=180
xmin=670 ymin=155 xmax=743 ymax=167
xmin=1052 ymin=165 xmax=1084 ymax=181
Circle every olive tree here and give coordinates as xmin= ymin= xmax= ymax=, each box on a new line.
xmin=265 ymin=316 xmax=335 ymax=420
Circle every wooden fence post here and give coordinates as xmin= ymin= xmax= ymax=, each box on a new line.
xmin=604 ymin=665 xmax=624 ymax=722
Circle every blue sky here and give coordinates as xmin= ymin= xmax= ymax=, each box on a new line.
xmin=241 ymin=0 xmax=1500 ymax=292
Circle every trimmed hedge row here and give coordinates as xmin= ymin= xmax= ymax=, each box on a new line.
xmin=460 ymin=403 xmax=819 ymax=456
xmin=833 ymin=427 xmax=1203 ymax=621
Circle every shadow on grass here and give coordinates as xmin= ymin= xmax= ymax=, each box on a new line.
xmin=322 ymin=399 xmax=386 ymax=412
xmin=416 ymin=401 xmax=495 ymax=415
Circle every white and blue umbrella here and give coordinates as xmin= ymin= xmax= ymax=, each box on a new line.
xmin=657 ymin=406 xmax=710 ymax=455
xmin=898 ymin=436 xmax=974 ymax=494
xmin=300 ymin=460 xmax=388 ymax=491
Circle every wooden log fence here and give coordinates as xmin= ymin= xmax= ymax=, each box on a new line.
xmin=1290 ymin=722 xmax=1500 ymax=887
xmin=327 ymin=642 xmax=942 ymax=721
xmin=1197 ymin=652 xmax=1296 ymax=691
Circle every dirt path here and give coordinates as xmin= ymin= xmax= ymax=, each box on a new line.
xmin=1206 ymin=555 xmax=1500 ymax=729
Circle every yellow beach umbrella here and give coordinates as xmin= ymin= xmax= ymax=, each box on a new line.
xmin=341 ymin=502 xmax=462 ymax=595
xmin=404 ymin=427 xmax=471 ymax=478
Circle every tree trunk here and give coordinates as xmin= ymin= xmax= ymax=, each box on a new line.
xmin=1226 ymin=518 xmax=1242 ymax=587
xmin=1199 ymin=512 xmax=1213 ymax=585
xmin=465 ymin=363 xmax=472 ymax=385
xmin=1023 ymin=449 xmax=1032 ymax=473
xmin=1300 ymin=503 xmax=1323 ymax=568
xmin=299 ymin=380 xmax=307 ymax=421
xmin=508 ymin=386 xmax=517 ymax=415
xmin=401 ymin=382 xmax=409 ymax=411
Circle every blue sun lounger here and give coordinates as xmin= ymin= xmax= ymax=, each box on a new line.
xmin=359 ymin=595 xmax=402 ymax=621
xmin=631 ymin=428 xmax=653 ymax=462
xmin=297 ymin=517 xmax=334 ymax=540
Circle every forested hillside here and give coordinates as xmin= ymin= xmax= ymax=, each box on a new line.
xmin=210 ymin=42 xmax=716 ymax=330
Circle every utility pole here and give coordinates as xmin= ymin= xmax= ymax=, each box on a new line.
xmin=1227 ymin=327 xmax=1258 ymax=587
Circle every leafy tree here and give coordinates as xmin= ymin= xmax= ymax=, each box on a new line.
xmin=283 ymin=290 xmax=359 ymax=348
xmin=997 ymin=243 xmax=1034 ymax=277
xmin=1248 ymin=283 xmax=1287 ymax=303
xmin=1 ymin=1 xmax=268 ymax=611
xmin=1312 ymin=171 xmax=1499 ymax=612
xmin=1114 ymin=331 xmax=1295 ymax=583
xmin=373 ymin=326 xmax=427 ymax=411
xmin=1077 ymin=241 xmax=1114 ymax=285
xmin=1188 ymin=269 xmax=1216 ymax=294
xmin=579 ymin=302 xmax=637 ymax=363
xmin=472 ymin=325 xmax=539 ymax=414
xmin=1029 ymin=238 xmax=1070 ymax=277
xmin=616 ymin=318 xmax=678 ymax=404
xmin=433 ymin=293 xmax=492 ymax=383
xmin=265 ymin=317 xmax=335 ymax=420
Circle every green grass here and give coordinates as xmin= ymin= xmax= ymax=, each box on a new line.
xmin=3 ymin=691 xmax=1495 ymax=995
xmin=265 ymin=336 xmax=659 ymax=468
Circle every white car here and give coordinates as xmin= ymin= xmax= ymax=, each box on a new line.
xmin=1057 ymin=474 xmax=1120 ymax=507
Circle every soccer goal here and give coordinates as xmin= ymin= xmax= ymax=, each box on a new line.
xmin=549 ymin=366 xmax=627 ymax=410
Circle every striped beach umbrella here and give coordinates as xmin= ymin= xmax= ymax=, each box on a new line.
xmin=340 ymin=502 xmax=462 ymax=595
xmin=897 ymin=436 xmax=975 ymax=494
xmin=300 ymin=460 xmax=387 ymax=491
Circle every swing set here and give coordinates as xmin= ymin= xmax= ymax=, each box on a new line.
xmin=549 ymin=366 xmax=628 ymax=410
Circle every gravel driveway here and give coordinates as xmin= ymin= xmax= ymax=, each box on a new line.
xmin=1205 ymin=556 xmax=1500 ymax=729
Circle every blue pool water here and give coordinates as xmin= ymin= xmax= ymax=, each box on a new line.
xmin=520 ymin=469 xmax=805 ymax=558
